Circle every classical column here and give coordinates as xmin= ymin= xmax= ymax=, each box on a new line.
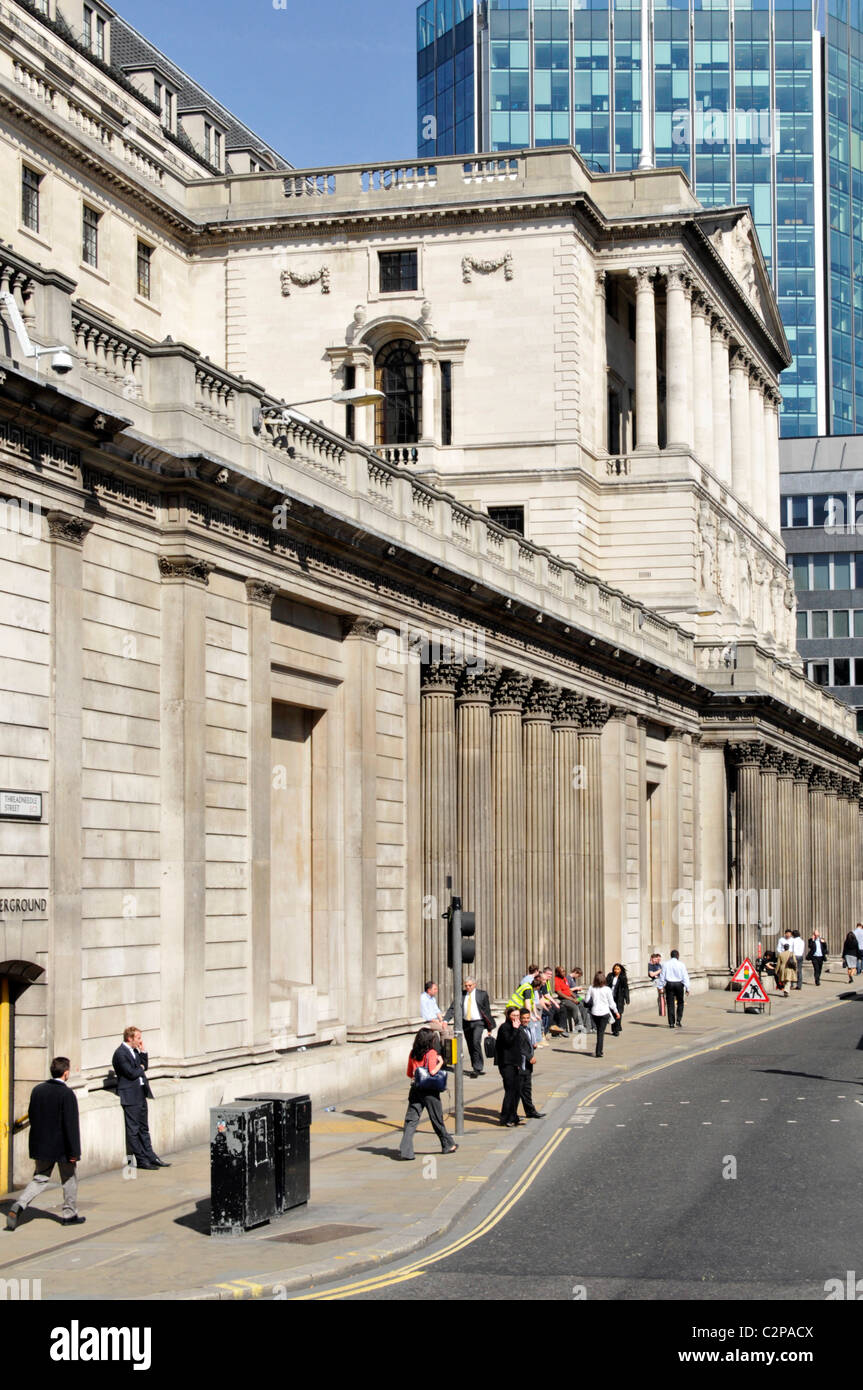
xmin=418 ymin=344 xmax=438 ymax=445
xmin=630 ymin=266 xmax=658 ymax=450
xmin=825 ymin=775 xmax=842 ymax=939
xmin=808 ymin=768 xmax=829 ymax=935
xmin=351 ymin=348 xmax=374 ymax=446
xmin=491 ymin=670 xmax=531 ymax=998
xmin=421 ymin=662 xmax=459 ymax=989
xmin=691 ymin=293 xmax=714 ymax=468
xmin=727 ymin=742 xmax=763 ymax=965
xmin=47 ymin=511 xmax=94 ymax=1076
xmin=523 ymin=680 xmax=558 ymax=966
xmin=342 ymin=616 xmax=384 ymax=1036
xmin=159 ymin=552 xmax=214 ymax=1062
xmin=759 ymin=747 xmax=781 ymax=947
xmin=857 ymin=790 xmax=863 ymax=924
xmin=663 ymin=268 xmax=692 ymax=449
xmin=595 ymin=269 xmax=608 ymax=452
xmin=246 ymin=579 xmax=278 ymax=1049
xmin=792 ymin=759 xmax=811 ymax=940
xmin=729 ymin=348 xmax=752 ymax=509
xmin=763 ymin=388 xmax=781 ymax=534
xmin=710 ymin=318 xmax=732 ymax=487
xmin=840 ymin=779 xmax=855 ymax=933
xmin=748 ymin=371 xmax=767 ymax=523
xmin=776 ymin=755 xmax=797 ymax=940
xmin=577 ymin=698 xmax=612 ymax=975
xmin=456 ymin=666 xmax=498 ymax=977
xmin=552 ymin=691 xmax=583 ymax=974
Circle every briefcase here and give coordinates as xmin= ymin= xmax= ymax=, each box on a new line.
xmin=483 ymin=1034 xmax=497 ymax=1060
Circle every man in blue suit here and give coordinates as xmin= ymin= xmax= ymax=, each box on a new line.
xmin=111 ymin=1026 xmax=170 ymax=1169
xmin=5 ymin=1056 xmax=83 ymax=1230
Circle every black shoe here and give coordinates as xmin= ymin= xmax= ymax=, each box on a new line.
xmin=151 ymin=1158 xmax=171 ymax=1167
xmin=397 ymin=1154 xmax=415 ymax=1161
xmin=504 ymin=1120 xmax=520 ymax=1127
xmin=442 ymin=1144 xmax=458 ymax=1155
xmin=676 ymin=1022 xmax=683 ymax=1029
xmin=5 ymin=1203 xmax=21 ymax=1232
xmin=61 ymin=1215 xmax=86 ymax=1226
xmin=527 ymin=1112 xmax=546 ymax=1119
xmin=135 ymin=1160 xmax=159 ymax=1170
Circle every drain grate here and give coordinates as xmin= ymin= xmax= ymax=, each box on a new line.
xmin=266 ymin=1223 xmax=377 ymax=1245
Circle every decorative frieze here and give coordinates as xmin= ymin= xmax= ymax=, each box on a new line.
xmin=462 ymin=252 xmax=513 ymax=284
xmin=281 ymin=266 xmax=330 ymax=296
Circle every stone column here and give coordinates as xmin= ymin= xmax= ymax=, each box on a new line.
xmin=840 ymin=779 xmax=855 ymax=932
xmin=792 ymin=759 xmax=811 ymax=940
xmin=776 ymin=755 xmax=797 ymax=941
xmin=342 ymin=616 xmax=383 ymax=1036
xmin=748 ymin=372 xmax=767 ymax=523
xmin=595 ymin=269 xmax=608 ymax=452
xmin=418 ymin=345 xmax=438 ymax=445
xmin=763 ymin=389 xmax=781 ymax=534
xmin=456 ymin=666 xmax=499 ymax=978
xmin=759 ymin=747 xmax=780 ymax=948
xmin=630 ymin=266 xmax=658 ymax=450
xmin=824 ymin=775 xmax=841 ymax=939
xmin=552 ymin=691 xmax=583 ymax=975
xmin=523 ymin=680 xmax=558 ymax=966
xmin=421 ymin=662 xmax=459 ymax=989
xmin=47 ymin=512 xmax=94 ymax=1076
xmin=808 ymin=768 xmax=829 ymax=934
xmin=691 ymin=293 xmax=714 ymax=468
xmin=246 ymin=579 xmax=278 ymax=1050
xmin=577 ymin=698 xmax=612 ymax=976
xmin=711 ymin=318 xmax=733 ymax=487
xmin=351 ymin=348 xmax=374 ymax=446
xmin=857 ymin=791 xmax=863 ymax=923
xmin=159 ymin=553 xmax=214 ymax=1063
xmin=727 ymin=742 xmax=763 ymax=965
xmin=729 ymin=348 xmax=752 ymax=510
xmin=663 ymin=268 xmax=692 ymax=449
xmin=491 ymin=670 xmax=531 ymax=998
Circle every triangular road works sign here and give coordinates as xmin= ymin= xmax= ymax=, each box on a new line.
xmin=731 ymin=957 xmax=758 ymax=985
xmin=737 ymin=975 xmax=769 ymax=1004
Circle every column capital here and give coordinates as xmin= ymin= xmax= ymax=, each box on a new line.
xmin=456 ymin=664 xmax=500 ymax=703
xmin=245 ymin=578 xmax=278 ymax=608
xmin=729 ymin=344 xmax=751 ymax=373
xmin=760 ymin=744 xmax=783 ymax=774
xmin=522 ymin=679 xmax=561 ymax=719
xmin=790 ymin=756 xmax=812 ymax=783
xmin=421 ymin=661 xmax=461 ymax=693
xmin=574 ymin=696 xmax=612 ymax=732
xmin=491 ymin=668 xmax=532 ymax=711
xmin=776 ymin=753 xmax=798 ymax=779
xmin=629 ymin=265 xmax=656 ymax=291
xmin=46 ymin=511 xmax=94 ymax=546
xmin=659 ymin=265 xmax=687 ymax=293
xmin=340 ymin=615 xmax=383 ymax=642
xmin=726 ymin=739 xmax=765 ymax=768
xmin=710 ymin=315 xmax=731 ymax=346
xmin=594 ymin=268 xmax=607 ymax=293
xmin=551 ymin=688 xmax=585 ymax=727
xmin=809 ymin=766 xmax=831 ymax=792
xmin=158 ymin=554 xmax=214 ymax=585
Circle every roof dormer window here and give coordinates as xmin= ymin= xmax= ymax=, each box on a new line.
xmin=83 ymin=4 xmax=107 ymax=60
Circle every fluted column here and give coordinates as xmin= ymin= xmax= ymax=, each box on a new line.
xmin=418 ymin=344 xmax=438 ymax=445
xmin=456 ymin=666 xmax=499 ymax=976
xmin=663 ymin=268 xmax=692 ymax=449
xmin=711 ymin=318 xmax=732 ymax=486
xmin=577 ymin=698 xmax=612 ymax=976
xmin=792 ymin=759 xmax=811 ymax=940
xmin=491 ymin=670 xmax=531 ymax=998
xmin=421 ymin=662 xmax=460 ymax=987
xmin=776 ymin=755 xmax=796 ymax=940
xmin=729 ymin=348 xmax=752 ymax=509
xmin=727 ymin=742 xmax=763 ymax=964
xmin=749 ymin=371 xmax=767 ymax=523
xmin=630 ymin=266 xmax=658 ymax=450
xmin=809 ymin=768 xmax=829 ymax=934
xmin=857 ymin=792 xmax=863 ymax=923
xmin=523 ymin=680 xmax=559 ymax=966
xmin=552 ymin=691 xmax=583 ymax=975
xmin=824 ymin=775 xmax=841 ymax=940
xmin=840 ymin=780 xmax=855 ymax=934
xmin=595 ymin=269 xmax=608 ymax=452
xmin=764 ymin=388 xmax=781 ymax=534
xmin=759 ymin=747 xmax=780 ymax=945
xmin=691 ymin=292 xmax=714 ymax=468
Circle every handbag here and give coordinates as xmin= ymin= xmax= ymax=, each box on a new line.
xmin=413 ymin=1065 xmax=448 ymax=1094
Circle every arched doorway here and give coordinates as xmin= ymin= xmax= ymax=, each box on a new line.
xmin=374 ymin=338 xmax=422 ymax=444
xmin=0 ymin=961 xmax=44 ymax=1195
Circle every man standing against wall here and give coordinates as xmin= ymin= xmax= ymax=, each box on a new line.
xmin=111 ymin=1026 xmax=170 ymax=1170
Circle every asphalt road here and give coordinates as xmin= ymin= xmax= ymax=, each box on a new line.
xmin=318 ymin=996 xmax=863 ymax=1302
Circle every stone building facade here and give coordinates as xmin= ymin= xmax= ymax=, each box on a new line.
xmin=0 ymin=1 xmax=860 ymax=1184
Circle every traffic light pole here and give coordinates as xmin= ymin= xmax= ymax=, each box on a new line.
xmin=451 ymin=899 xmax=464 ymax=1137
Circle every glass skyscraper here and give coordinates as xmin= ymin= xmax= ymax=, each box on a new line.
xmin=416 ymin=0 xmax=863 ymax=439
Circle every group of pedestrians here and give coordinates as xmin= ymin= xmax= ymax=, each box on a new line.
xmin=759 ymin=931 xmax=832 ymax=994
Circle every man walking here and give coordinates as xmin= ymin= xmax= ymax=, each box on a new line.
xmin=111 ymin=1026 xmax=170 ymax=1169
xmin=806 ymin=931 xmax=828 ymax=986
xmin=659 ymin=950 xmax=690 ymax=1029
xmin=5 ymin=1057 xmax=83 ymax=1231
xmin=854 ymin=922 xmax=863 ymax=976
xmin=791 ymin=930 xmax=806 ymax=989
xmin=461 ymin=978 xmax=494 ymax=1077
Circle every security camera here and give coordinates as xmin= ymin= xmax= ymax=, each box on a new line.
xmin=50 ymin=348 xmax=75 ymax=375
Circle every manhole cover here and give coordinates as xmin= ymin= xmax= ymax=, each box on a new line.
xmin=267 ymin=1223 xmax=376 ymax=1245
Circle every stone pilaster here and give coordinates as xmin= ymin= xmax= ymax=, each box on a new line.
xmin=663 ymin=268 xmax=692 ymax=449
xmin=823 ymin=774 xmax=841 ymax=938
xmin=630 ymin=266 xmax=658 ymax=450
xmin=342 ymin=616 xmax=383 ymax=1036
xmin=523 ymin=680 xmax=558 ymax=965
xmin=727 ymin=742 xmax=763 ymax=965
xmin=421 ymin=662 xmax=460 ymax=988
xmin=710 ymin=318 xmax=732 ymax=487
xmin=491 ymin=669 xmax=531 ymax=997
xmin=748 ymin=372 xmax=767 ymax=522
xmin=246 ymin=579 xmax=277 ymax=1049
xmin=759 ymin=746 xmax=781 ymax=946
xmin=729 ymin=348 xmax=752 ymax=510
xmin=792 ymin=759 xmax=811 ymax=939
xmin=595 ymin=269 xmax=609 ymax=452
xmin=456 ymin=665 xmax=499 ymax=976
xmin=776 ymin=755 xmax=796 ymax=940
xmin=808 ymin=768 xmax=829 ymax=935
xmin=552 ymin=690 xmax=583 ymax=975
xmin=764 ymin=389 xmax=781 ymax=533
xmin=691 ymin=292 xmax=714 ymax=468
xmin=577 ymin=698 xmax=612 ymax=975
xmin=158 ymin=552 xmax=214 ymax=1062
xmin=418 ymin=344 xmax=438 ymax=445
xmin=47 ymin=511 xmax=94 ymax=1075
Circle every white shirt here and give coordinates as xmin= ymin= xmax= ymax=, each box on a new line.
xmin=420 ymin=992 xmax=442 ymax=1023
xmin=124 ymin=1041 xmax=145 ymax=1085
xmin=585 ymin=985 xmax=618 ymax=1018
xmin=853 ymin=927 xmax=863 ymax=950
xmin=777 ymin=935 xmax=792 ymax=953
xmin=658 ymin=958 xmax=690 ymax=989
xmin=791 ymin=936 xmax=805 ymax=958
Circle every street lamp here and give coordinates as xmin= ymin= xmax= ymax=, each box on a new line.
xmin=0 ymin=291 xmax=75 ymax=375
xmin=253 ymin=387 xmax=384 ymax=432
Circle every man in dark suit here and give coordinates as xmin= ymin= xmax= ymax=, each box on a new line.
xmin=461 ymin=978 xmax=495 ymax=1078
xmin=806 ymin=931 xmax=828 ymax=986
xmin=5 ymin=1056 xmax=83 ymax=1230
xmin=111 ymin=1026 xmax=170 ymax=1169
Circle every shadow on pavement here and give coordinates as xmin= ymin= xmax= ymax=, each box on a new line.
xmin=174 ymin=1199 xmax=211 ymax=1235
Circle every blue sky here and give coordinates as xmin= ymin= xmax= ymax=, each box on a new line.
xmin=117 ymin=0 xmax=418 ymax=168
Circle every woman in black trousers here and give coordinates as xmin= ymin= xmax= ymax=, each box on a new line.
xmin=607 ymin=963 xmax=630 ymax=1036
xmin=398 ymin=1028 xmax=458 ymax=1160
xmin=496 ymin=1006 xmax=525 ymax=1127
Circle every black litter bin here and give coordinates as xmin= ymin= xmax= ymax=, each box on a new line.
xmin=210 ymin=1099 xmax=276 ymax=1236
xmin=237 ymin=1092 xmax=311 ymax=1212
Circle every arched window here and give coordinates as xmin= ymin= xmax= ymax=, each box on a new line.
xmin=374 ymin=339 xmax=422 ymax=444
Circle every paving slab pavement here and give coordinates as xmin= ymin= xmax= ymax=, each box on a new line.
xmin=0 ymin=974 xmax=855 ymax=1301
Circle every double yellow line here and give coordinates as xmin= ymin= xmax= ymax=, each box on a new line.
xmin=295 ymin=1127 xmax=569 ymax=1300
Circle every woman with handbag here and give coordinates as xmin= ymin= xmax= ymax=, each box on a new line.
xmin=584 ymin=971 xmax=620 ymax=1058
xmin=496 ymin=1006 xmax=527 ymax=1126
xmin=398 ymin=1027 xmax=458 ymax=1161
xmin=606 ymin=963 xmax=630 ymax=1036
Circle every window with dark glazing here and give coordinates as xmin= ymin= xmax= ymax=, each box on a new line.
xmin=375 ymin=340 xmax=423 ymax=444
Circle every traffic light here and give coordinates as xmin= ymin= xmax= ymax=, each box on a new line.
xmin=459 ymin=910 xmax=476 ymax=966
xmin=447 ymin=896 xmax=476 ymax=973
